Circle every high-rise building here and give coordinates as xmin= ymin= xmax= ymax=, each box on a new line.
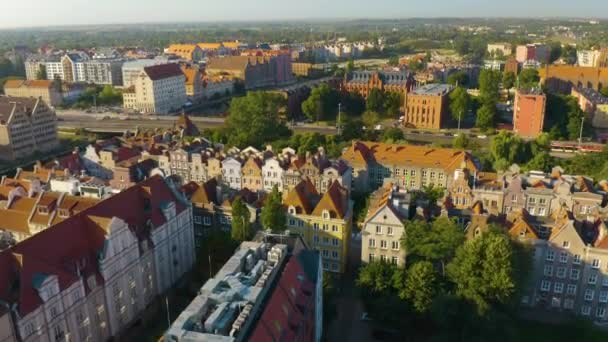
xmin=403 ymin=84 xmax=453 ymax=129
xmin=0 ymin=96 xmax=59 ymax=161
xmin=513 ymin=89 xmax=547 ymax=139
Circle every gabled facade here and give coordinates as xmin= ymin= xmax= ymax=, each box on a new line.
xmin=261 ymin=157 xmax=285 ymax=192
xmin=221 ymin=157 xmax=243 ymax=190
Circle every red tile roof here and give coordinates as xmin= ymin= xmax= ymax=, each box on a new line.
xmin=144 ymin=63 xmax=184 ymax=81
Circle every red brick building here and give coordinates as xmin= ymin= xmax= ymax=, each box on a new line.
xmin=513 ymin=89 xmax=546 ymax=139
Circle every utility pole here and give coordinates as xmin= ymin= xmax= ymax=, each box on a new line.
xmin=165 ymin=296 xmax=171 ymax=328
xmin=337 ymin=102 xmax=342 ymax=134
xmin=578 ymin=116 xmax=584 ymax=147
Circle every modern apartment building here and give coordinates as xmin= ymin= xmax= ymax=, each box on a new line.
xmin=577 ymin=49 xmax=608 ymax=68
xmin=0 ymin=175 xmax=195 ymax=342
xmin=2 ymin=80 xmax=63 ymax=107
xmin=122 ymin=63 xmax=187 ymax=114
xmin=284 ymin=180 xmax=353 ymax=273
xmin=340 ymin=141 xmax=477 ymax=193
xmin=0 ymin=96 xmax=59 ymax=161
xmin=403 ymin=84 xmax=453 ymax=129
xmin=513 ymin=89 xmax=547 ymax=139
xmin=361 ymin=183 xmax=410 ymax=266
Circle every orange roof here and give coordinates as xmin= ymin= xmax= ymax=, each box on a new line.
xmin=508 ymin=215 xmax=539 ymax=240
xmin=198 ymin=42 xmax=223 ymax=50
xmin=341 ymin=141 xmax=477 ymax=172
xmin=4 ymin=79 xmax=53 ymax=89
xmin=222 ymin=41 xmax=240 ymax=49
xmin=180 ymin=66 xmax=198 ymax=86
xmin=311 ymin=181 xmax=349 ymax=219
xmin=283 ymin=179 xmax=318 ymax=215
xmin=0 ymin=210 xmax=31 ymax=234
xmin=167 ymin=44 xmax=199 ymax=54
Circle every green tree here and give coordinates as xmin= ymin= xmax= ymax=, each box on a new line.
xmin=447 ymin=71 xmax=469 ymax=87
xmin=341 ymin=91 xmax=366 ymax=117
xmin=340 ymin=117 xmax=364 ymax=141
xmin=524 ymin=151 xmax=554 ymax=172
xmin=449 ymin=86 xmax=471 ymax=124
xmin=447 ymin=231 xmax=517 ymax=314
xmin=260 ymin=185 xmax=286 ymax=233
xmin=231 ymin=197 xmax=251 ymax=242
xmin=346 ymin=59 xmax=355 ymax=75
xmin=403 ymin=217 xmax=465 ymax=272
xmin=452 ymin=133 xmax=470 ymax=149
xmin=401 ymin=261 xmax=437 ymax=313
xmin=561 ymin=45 xmax=577 ymax=64
xmin=356 ymin=261 xmax=396 ymax=293
xmin=302 ymin=83 xmax=340 ymax=121
xmin=36 ymin=65 xmax=47 ymax=80
xmin=601 ymin=87 xmax=608 ymax=97
xmin=489 ymin=131 xmax=531 ymax=169
xmin=478 ymin=69 xmax=501 ymax=106
xmin=226 ymin=91 xmax=290 ymax=147
xmin=502 ymin=71 xmax=516 ymax=90
xmin=384 ymin=92 xmax=403 ymax=117
xmin=476 ymin=103 xmax=496 ymax=131
xmin=361 ymin=110 xmax=380 ymax=129
xmin=388 ymin=56 xmax=399 ymax=66
xmin=382 ymin=127 xmax=405 ymax=142
xmin=366 ymin=88 xmax=385 ymax=113
xmin=98 ymin=85 xmax=122 ymax=105
xmin=518 ymin=69 xmax=540 ymax=89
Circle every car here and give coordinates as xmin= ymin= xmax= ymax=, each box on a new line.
xmin=477 ymin=135 xmax=488 ymax=139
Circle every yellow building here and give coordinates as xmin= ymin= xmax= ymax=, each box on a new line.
xmin=166 ymin=44 xmax=203 ymax=61
xmin=284 ymin=179 xmax=352 ymax=273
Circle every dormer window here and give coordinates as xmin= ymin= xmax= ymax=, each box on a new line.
xmin=37 ymin=205 xmax=49 ymax=215
xmin=288 ymin=206 xmax=296 ymax=215
xmin=58 ymin=209 xmax=69 ymax=218
xmin=322 ymin=210 xmax=330 ymax=219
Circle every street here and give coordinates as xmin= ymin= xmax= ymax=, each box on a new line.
xmin=326 ymin=236 xmax=375 ymax=342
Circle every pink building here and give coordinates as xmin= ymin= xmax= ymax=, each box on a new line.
xmin=516 ymin=44 xmax=550 ymax=64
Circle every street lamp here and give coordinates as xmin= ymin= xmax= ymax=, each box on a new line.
xmin=578 ymin=116 xmax=584 ymax=147
xmin=337 ymin=102 xmax=342 ymax=134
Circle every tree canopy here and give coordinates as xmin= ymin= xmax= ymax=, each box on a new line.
xmin=447 ymin=71 xmax=469 ymax=87
xmin=401 ymin=261 xmax=437 ymax=313
xmin=226 ymin=91 xmax=290 ymax=147
xmin=518 ymin=69 xmax=540 ymax=90
xmin=447 ymin=231 xmax=517 ymax=314
xmin=366 ymin=88 xmax=385 ymax=113
xmin=449 ymin=86 xmax=471 ymax=123
xmin=260 ymin=186 xmax=286 ymax=233
xmin=302 ymin=83 xmax=340 ymax=121
xmin=231 ymin=197 xmax=252 ymax=242
xmin=403 ymin=217 xmax=465 ymax=265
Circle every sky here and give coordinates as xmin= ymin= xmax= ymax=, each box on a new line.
xmin=0 ymin=0 xmax=606 ymax=29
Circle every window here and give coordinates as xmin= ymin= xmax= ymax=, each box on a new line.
xmin=564 ymin=299 xmax=574 ymax=309
xmin=546 ymin=250 xmax=555 ymax=262
xmin=540 ymin=280 xmax=551 ymax=292
xmin=528 ymin=197 xmax=536 ymax=204
xmin=559 ymin=252 xmax=568 ymax=264
xmin=380 ymin=240 xmax=388 ymax=249
xmin=331 ymin=251 xmax=339 ymax=259
xmin=289 ymin=219 xmax=296 ymax=226
xmin=387 ymin=227 xmax=393 ymax=236
xmin=604 ymin=276 xmax=608 ymax=287
xmin=566 ymin=284 xmax=577 ymax=295
xmin=589 ymin=273 xmax=598 ymax=285
xmin=585 ymin=289 xmax=595 ymax=301
xmin=313 ymin=223 xmax=319 ymax=231
xmin=332 ymin=238 xmax=339 ymax=246
xmin=592 ymin=259 xmax=601 ymax=269
xmin=598 ymin=307 xmax=606 ymax=318
xmin=562 ymin=241 xmax=570 ymax=249
xmin=391 ymin=256 xmax=399 ymax=265
xmin=380 ymin=255 xmax=387 ymax=262
xmin=538 ymin=208 xmax=546 ymax=216
xmin=313 ymin=235 xmax=319 ymax=243
xmin=543 ymin=265 xmax=553 ymax=277
xmin=194 ymin=216 xmax=202 ymax=224
xmin=368 ymin=239 xmax=376 ymax=248
xmin=50 ymin=306 xmax=59 ymax=318
xmin=322 ymin=237 xmax=329 ymax=245
xmin=556 ymin=267 xmax=566 ymax=279
xmin=203 ymin=216 xmax=211 ymax=226
xmin=332 ymin=225 xmax=338 ymax=232
xmin=376 ymin=226 xmax=382 ymax=234
xmin=322 ymin=224 xmax=329 ymax=231
xmin=24 ymin=323 xmax=35 ymax=337
xmin=539 ymin=198 xmax=547 ymax=205
xmin=554 ymin=282 xmax=564 ymax=294
xmin=322 ymin=250 xmax=329 ymax=258
xmin=573 ymin=254 xmax=581 ymax=265
xmin=600 ymin=291 xmax=608 ymax=303
xmin=392 ymin=241 xmax=400 ymax=250
xmin=570 ymin=269 xmax=580 ymax=280
xmin=581 ymin=305 xmax=591 ymax=316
